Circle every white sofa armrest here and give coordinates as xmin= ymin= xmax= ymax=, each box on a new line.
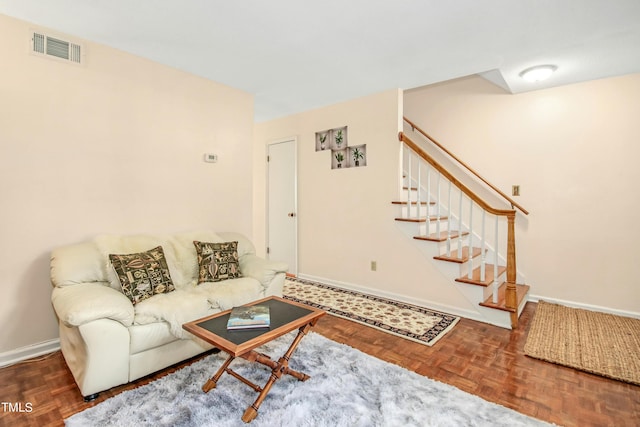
xmin=59 ymin=318 xmax=131 ymax=397
xmin=239 ymin=254 xmax=288 ymax=288
xmin=52 ymin=282 xmax=134 ymax=327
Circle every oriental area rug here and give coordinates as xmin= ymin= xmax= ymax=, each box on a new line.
xmin=283 ymin=277 xmax=459 ymax=346
xmin=66 ymin=332 xmax=551 ymax=427
xmin=524 ymin=300 xmax=640 ymax=385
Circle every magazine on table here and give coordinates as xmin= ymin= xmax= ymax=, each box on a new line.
xmin=226 ymin=305 xmax=271 ymax=330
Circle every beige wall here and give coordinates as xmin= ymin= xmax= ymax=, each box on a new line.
xmin=254 ymin=75 xmax=640 ymax=321
xmin=0 ymin=14 xmax=254 ymax=353
xmin=254 ymin=89 xmax=481 ymax=315
xmin=404 ymin=74 xmax=640 ymax=314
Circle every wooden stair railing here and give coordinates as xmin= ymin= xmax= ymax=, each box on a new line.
xmin=398 ymin=130 xmax=526 ymax=328
xmin=404 ymin=117 xmax=529 ymax=215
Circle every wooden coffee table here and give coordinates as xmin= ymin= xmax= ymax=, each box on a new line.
xmin=182 ymin=296 xmax=325 ymax=423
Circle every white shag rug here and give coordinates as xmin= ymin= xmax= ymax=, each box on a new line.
xmin=66 ymin=332 xmax=551 ymax=427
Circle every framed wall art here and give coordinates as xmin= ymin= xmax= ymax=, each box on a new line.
xmin=315 ymin=125 xmax=366 ymax=170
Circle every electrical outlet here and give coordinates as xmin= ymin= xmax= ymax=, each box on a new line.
xmin=371 ymin=261 xmax=377 ymax=271
xmin=512 ymin=185 xmax=520 ymax=196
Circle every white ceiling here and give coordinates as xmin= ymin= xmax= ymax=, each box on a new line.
xmin=2 ymin=0 xmax=640 ymax=122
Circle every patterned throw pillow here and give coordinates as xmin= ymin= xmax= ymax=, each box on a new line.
xmin=193 ymin=241 xmax=242 ymax=284
xmin=109 ymin=246 xmax=176 ymax=305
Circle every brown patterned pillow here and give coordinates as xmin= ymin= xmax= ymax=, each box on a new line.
xmin=193 ymin=241 xmax=242 ymax=284
xmin=109 ymin=246 xmax=175 ymax=305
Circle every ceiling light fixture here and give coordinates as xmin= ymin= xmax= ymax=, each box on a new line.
xmin=519 ymin=65 xmax=557 ymax=82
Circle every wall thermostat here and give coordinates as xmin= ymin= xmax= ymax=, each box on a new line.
xmin=203 ymin=153 xmax=218 ymax=163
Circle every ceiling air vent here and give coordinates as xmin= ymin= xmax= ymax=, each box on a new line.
xmin=31 ymin=31 xmax=83 ymax=64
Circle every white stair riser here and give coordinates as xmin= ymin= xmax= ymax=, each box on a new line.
xmin=396 ymin=200 xmax=525 ymax=329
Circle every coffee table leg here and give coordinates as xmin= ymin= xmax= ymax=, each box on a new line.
xmin=241 ymin=324 xmax=313 ymax=423
xmin=203 ymin=354 xmax=235 ymax=393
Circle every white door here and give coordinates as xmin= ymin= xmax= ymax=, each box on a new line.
xmin=267 ymin=138 xmax=297 ymax=275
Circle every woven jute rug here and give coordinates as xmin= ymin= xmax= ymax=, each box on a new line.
xmin=524 ymin=300 xmax=640 ymax=385
xmin=283 ymin=277 xmax=459 ymax=346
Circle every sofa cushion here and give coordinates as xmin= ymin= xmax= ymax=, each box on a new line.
xmin=129 ymin=322 xmax=181 ymax=355
xmin=109 ymin=246 xmax=176 ymax=305
xmin=96 ymin=234 xmax=176 ymax=290
xmin=51 ymin=282 xmax=134 ymax=327
xmin=169 ymin=231 xmax=224 ymax=288
xmin=216 ymin=232 xmax=257 ymax=258
xmin=132 ymin=288 xmax=213 ymax=337
xmin=194 ymin=241 xmax=242 ymax=283
xmin=50 ymin=242 xmax=109 ymax=288
xmin=196 ymin=277 xmax=263 ymax=311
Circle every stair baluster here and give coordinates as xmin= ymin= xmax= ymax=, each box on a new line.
xmin=426 ymin=165 xmax=431 ymax=230
xmin=457 ymin=187 xmax=463 ymax=259
xmin=436 ymin=172 xmax=442 ymax=236
xmin=480 ymin=210 xmax=486 ymax=282
xmin=416 ymin=161 xmax=422 ymax=219
xmin=493 ymin=216 xmax=499 ymax=304
xmin=407 ymin=148 xmax=413 ymax=218
xmin=467 ymin=198 xmax=474 ymax=279
xmin=446 ymin=181 xmax=452 ymax=256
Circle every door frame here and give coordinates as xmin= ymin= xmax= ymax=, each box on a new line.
xmin=266 ymin=136 xmax=298 ymax=276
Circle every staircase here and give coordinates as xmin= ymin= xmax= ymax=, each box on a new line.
xmin=394 ymin=118 xmax=530 ymax=329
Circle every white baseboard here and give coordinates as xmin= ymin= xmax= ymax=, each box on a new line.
xmin=296 ymin=273 xmax=486 ymax=323
xmin=0 ymin=339 xmax=60 ymax=368
xmin=529 ymin=294 xmax=640 ymax=319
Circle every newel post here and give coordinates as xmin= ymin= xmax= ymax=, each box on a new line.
xmin=506 ymin=212 xmax=518 ymax=328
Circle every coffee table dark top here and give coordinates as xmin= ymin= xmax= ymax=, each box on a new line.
xmin=183 ymin=296 xmax=325 ymax=356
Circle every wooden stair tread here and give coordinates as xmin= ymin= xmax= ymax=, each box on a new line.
xmin=455 ymin=264 xmax=506 ymax=286
xmin=480 ymin=283 xmax=530 ymax=312
xmin=391 ymin=201 xmax=435 ymax=206
xmin=402 ymin=186 xmax=418 ymax=191
xmin=395 ymin=216 xmax=447 ymax=223
xmin=434 ymin=246 xmax=483 ymax=263
xmin=413 ymin=230 xmax=468 ymax=242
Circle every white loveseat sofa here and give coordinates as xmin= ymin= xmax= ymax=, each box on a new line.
xmin=50 ymin=230 xmax=287 ymax=399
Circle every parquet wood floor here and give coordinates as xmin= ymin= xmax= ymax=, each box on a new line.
xmin=1 ymin=302 xmax=638 ymax=426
